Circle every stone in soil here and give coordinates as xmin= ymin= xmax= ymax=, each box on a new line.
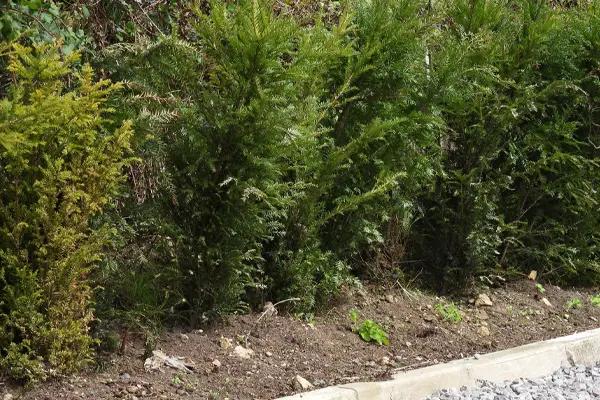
xmin=293 ymin=375 xmax=314 ymax=390
xmin=475 ymin=294 xmax=493 ymax=307
xmin=233 ymin=345 xmax=255 ymax=359
xmin=541 ymin=297 xmax=553 ymax=307
xmin=477 ymin=325 xmax=491 ymax=337
xmin=424 ymin=314 xmax=436 ymax=322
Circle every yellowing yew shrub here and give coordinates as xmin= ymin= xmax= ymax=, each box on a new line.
xmin=0 ymin=43 xmax=132 ymax=382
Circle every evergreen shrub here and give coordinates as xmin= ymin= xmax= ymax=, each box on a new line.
xmin=413 ymin=0 xmax=600 ymax=288
xmin=3 ymin=0 xmax=600 ymax=382
xmin=0 ymin=43 xmax=132 ymax=382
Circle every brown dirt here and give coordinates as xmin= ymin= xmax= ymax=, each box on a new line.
xmin=4 ymin=280 xmax=600 ymax=400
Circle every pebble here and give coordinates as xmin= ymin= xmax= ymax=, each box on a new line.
xmin=233 ymin=345 xmax=255 ymax=359
xmin=477 ymin=326 xmax=491 ymax=337
xmin=475 ymin=294 xmax=493 ymax=307
xmin=426 ymin=364 xmax=600 ymax=400
xmin=541 ymin=297 xmax=553 ymax=307
xmin=293 ymin=375 xmax=314 ymax=390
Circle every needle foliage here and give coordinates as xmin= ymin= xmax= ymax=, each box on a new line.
xmin=2 ymin=0 xmax=600 ymax=383
xmin=0 ymin=43 xmax=132 ymax=382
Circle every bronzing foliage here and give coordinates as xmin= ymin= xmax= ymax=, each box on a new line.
xmin=1 ymin=0 xmax=600 ymax=383
xmin=0 ymin=43 xmax=132 ymax=382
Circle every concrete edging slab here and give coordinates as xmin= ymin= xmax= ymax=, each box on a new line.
xmin=276 ymin=327 xmax=600 ymax=400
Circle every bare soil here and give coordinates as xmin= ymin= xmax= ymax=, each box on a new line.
xmin=3 ymin=280 xmax=600 ymax=400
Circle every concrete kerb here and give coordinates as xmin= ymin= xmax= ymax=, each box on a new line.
xmin=276 ymin=327 xmax=600 ymax=400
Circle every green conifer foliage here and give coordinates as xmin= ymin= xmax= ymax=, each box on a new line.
xmin=265 ymin=0 xmax=442 ymax=308
xmin=72 ymin=0 xmax=600 ymax=328
xmin=413 ymin=0 xmax=600 ymax=287
xmin=102 ymin=0 xmax=441 ymax=316
xmin=103 ymin=0 xmax=334 ymax=319
xmin=0 ymin=43 xmax=132 ymax=382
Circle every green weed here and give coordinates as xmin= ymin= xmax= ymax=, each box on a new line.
xmin=358 ymin=320 xmax=390 ymax=346
xmin=566 ymin=298 xmax=582 ymax=310
xmin=535 ymin=284 xmax=546 ymax=294
xmin=349 ymin=309 xmax=389 ymax=346
xmin=435 ymin=302 xmax=462 ymax=323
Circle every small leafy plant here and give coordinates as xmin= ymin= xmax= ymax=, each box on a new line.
xmin=349 ymin=309 xmax=389 ymax=346
xmin=358 ymin=320 xmax=390 ymax=346
xmin=565 ymin=298 xmax=582 ymax=310
xmin=590 ymin=295 xmax=600 ymax=307
xmin=535 ymin=283 xmax=546 ymax=294
xmin=435 ymin=302 xmax=462 ymax=323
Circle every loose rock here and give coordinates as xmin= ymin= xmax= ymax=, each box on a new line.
xmin=478 ymin=326 xmax=491 ymax=337
xmin=233 ymin=345 xmax=255 ymax=359
xmin=475 ymin=294 xmax=493 ymax=307
xmin=293 ymin=375 xmax=314 ymax=391
xmin=528 ymin=270 xmax=538 ymax=280
xmin=541 ymin=297 xmax=553 ymax=307
xmin=475 ymin=310 xmax=489 ymax=320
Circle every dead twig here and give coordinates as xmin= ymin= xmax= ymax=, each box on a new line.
xmin=244 ymin=297 xmax=301 ymax=346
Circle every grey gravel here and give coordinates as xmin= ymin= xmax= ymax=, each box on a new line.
xmin=426 ymin=364 xmax=600 ymax=400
